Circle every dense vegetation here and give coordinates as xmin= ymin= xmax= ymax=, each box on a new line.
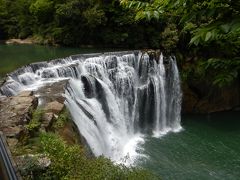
xmin=19 ymin=132 xmax=155 ymax=179
xmin=0 ymin=0 xmax=164 ymax=48
xmin=121 ymin=0 xmax=240 ymax=87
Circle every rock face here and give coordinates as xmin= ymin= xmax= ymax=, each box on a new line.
xmin=0 ymin=91 xmax=38 ymax=148
xmin=35 ymin=80 xmax=67 ymax=131
xmin=0 ymin=91 xmax=38 ymax=135
xmin=0 ymin=79 xmax=68 ymax=139
xmin=182 ymin=80 xmax=240 ymax=114
xmin=44 ymin=101 xmax=64 ymax=114
xmin=36 ymin=80 xmax=67 ymax=105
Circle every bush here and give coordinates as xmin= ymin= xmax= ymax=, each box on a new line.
xmin=39 ymin=133 xmax=157 ymax=180
xmin=53 ymin=108 xmax=70 ymax=129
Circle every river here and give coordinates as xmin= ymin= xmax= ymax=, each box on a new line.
xmin=0 ymin=44 xmax=117 ymax=78
xmin=141 ymin=112 xmax=240 ymax=179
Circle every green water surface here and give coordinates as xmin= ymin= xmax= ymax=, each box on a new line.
xmin=0 ymin=44 xmax=117 ymax=78
xmin=141 ymin=112 xmax=240 ymax=180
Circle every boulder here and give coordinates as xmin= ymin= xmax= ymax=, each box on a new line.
xmin=5 ymin=38 xmax=34 ymax=45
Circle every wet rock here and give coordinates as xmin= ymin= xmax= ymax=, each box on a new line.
xmin=36 ymin=80 xmax=67 ymax=105
xmin=182 ymin=84 xmax=199 ymax=113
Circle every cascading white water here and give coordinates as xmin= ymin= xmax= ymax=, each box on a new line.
xmin=0 ymin=51 xmax=182 ymax=165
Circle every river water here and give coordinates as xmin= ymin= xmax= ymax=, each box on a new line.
xmin=1 ymin=44 xmax=239 ymax=179
xmin=0 ymin=44 xmax=116 ymax=78
xmin=140 ymin=112 xmax=240 ymax=179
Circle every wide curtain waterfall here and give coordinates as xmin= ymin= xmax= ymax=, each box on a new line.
xmin=0 ymin=51 xmax=182 ymax=165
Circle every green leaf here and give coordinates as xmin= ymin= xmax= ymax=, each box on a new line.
xmin=129 ymin=2 xmax=134 ymax=8
xmin=145 ymin=11 xmax=151 ymax=21
xmin=205 ymin=32 xmax=211 ymax=41
xmin=190 ymin=35 xmax=200 ymax=46
xmin=153 ymin=11 xmax=159 ymax=20
xmin=220 ymin=24 xmax=230 ymax=33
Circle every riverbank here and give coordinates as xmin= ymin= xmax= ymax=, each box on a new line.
xmin=5 ymin=38 xmax=35 ymax=45
xmin=4 ymin=36 xmax=59 ymax=46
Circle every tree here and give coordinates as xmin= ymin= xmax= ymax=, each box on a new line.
xmin=121 ymin=0 xmax=240 ymax=86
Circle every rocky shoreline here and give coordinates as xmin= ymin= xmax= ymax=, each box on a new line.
xmin=5 ymin=39 xmax=35 ymax=45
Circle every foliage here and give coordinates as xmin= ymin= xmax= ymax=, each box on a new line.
xmin=201 ymin=58 xmax=240 ymax=87
xmin=121 ymin=0 xmax=240 ymax=87
xmin=0 ymin=0 xmax=164 ymax=48
xmin=39 ymin=133 xmax=156 ymax=179
xmin=26 ymin=108 xmax=44 ymax=133
xmin=30 ymin=0 xmax=54 ymax=23
xmin=18 ymin=155 xmax=42 ymax=178
xmin=53 ymin=108 xmax=70 ymax=129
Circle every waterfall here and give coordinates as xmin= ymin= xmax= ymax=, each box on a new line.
xmin=0 ymin=51 xmax=182 ymax=165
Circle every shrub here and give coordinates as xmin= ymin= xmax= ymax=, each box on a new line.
xmin=40 ymin=133 xmax=157 ymax=180
xmin=26 ymin=108 xmax=44 ymax=134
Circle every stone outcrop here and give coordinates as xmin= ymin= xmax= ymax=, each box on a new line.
xmin=15 ymin=154 xmax=51 ymax=176
xmin=0 ymin=91 xmax=37 ymax=138
xmin=182 ymin=80 xmax=240 ymax=114
xmin=0 ymin=83 xmax=66 ymax=147
xmin=0 ymin=91 xmax=38 ymax=150
xmin=36 ymin=80 xmax=67 ymax=105
xmin=44 ymin=101 xmax=64 ymax=114
xmin=34 ymin=80 xmax=67 ymax=131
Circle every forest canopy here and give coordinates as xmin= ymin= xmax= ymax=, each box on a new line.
xmin=0 ymin=0 xmax=164 ymax=48
xmin=121 ymin=0 xmax=240 ymax=87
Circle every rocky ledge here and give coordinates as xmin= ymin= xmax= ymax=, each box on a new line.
xmin=0 ymin=80 xmax=83 ymax=178
xmin=0 ymin=80 xmax=70 ymax=149
xmin=0 ymin=91 xmax=37 ymax=142
xmin=182 ymin=80 xmax=240 ymax=114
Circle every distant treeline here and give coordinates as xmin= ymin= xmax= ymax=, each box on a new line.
xmin=0 ymin=0 xmax=166 ymax=49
